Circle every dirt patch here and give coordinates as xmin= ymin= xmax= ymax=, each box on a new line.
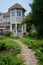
xmin=0 ymin=49 xmax=14 ymax=55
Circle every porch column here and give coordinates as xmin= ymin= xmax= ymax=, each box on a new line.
xmin=25 ymin=24 xmax=26 ymax=32
xmin=10 ymin=24 xmax=12 ymax=31
xmin=22 ymin=25 xmax=23 ymax=33
xmin=15 ymin=24 xmax=17 ymax=34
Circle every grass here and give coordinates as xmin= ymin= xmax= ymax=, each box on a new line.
xmin=0 ymin=54 xmax=24 ymax=65
xmin=0 ymin=36 xmax=20 ymax=40
xmin=0 ymin=37 xmax=24 ymax=65
xmin=20 ymin=37 xmax=43 ymax=65
xmin=0 ymin=40 xmax=21 ymax=55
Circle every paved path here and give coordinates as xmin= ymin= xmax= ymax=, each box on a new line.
xmin=15 ymin=40 xmax=37 ymax=65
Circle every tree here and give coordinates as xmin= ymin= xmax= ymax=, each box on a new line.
xmin=30 ymin=0 xmax=43 ymax=36
xmin=21 ymin=13 xmax=32 ymax=32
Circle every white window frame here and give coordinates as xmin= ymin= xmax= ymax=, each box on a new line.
xmin=17 ymin=10 xmax=21 ymax=16
xmin=12 ymin=12 xmax=15 ymax=16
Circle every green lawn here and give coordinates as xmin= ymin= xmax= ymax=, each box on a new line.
xmin=20 ymin=37 xmax=43 ymax=65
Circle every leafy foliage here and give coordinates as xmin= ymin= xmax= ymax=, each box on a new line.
xmin=21 ymin=13 xmax=32 ymax=32
xmin=30 ymin=0 xmax=43 ymax=36
xmin=30 ymin=29 xmax=38 ymax=37
xmin=0 ymin=39 xmax=24 ymax=65
xmin=20 ymin=37 xmax=43 ymax=65
xmin=4 ymin=30 xmax=13 ymax=36
xmin=0 ymin=54 xmax=24 ymax=65
xmin=0 ymin=40 xmax=21 ymax=55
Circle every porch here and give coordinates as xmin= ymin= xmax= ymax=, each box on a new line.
xmin=10 ymin=24 xmax=24 ymax=36
xmin=0 ymin=23 xmax=26 ymax=36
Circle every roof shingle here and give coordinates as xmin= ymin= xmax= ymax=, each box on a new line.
xmin=3 ymin=12 xmax=9 ymax=17
xmin=9 ymin=3 xmax=26 ymax=12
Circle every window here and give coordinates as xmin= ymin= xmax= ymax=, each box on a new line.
xmin=0 ymin=18 xmax=2 ymax=21
xmin=22 ymin=12 xmax=24 ymax=17
xmin=5 ymin=18 xmax=7 ymax=21
xmin=17 ymin=11 xmax=21 ymax=16
xmin=12 ymin=12 xmax=15 ymax=16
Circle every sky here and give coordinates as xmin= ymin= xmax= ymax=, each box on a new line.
xmin=0 ymin=0 xmax=32 ymax=15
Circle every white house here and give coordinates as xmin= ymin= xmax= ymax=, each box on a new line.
xmin=0 ymin=3 xmax=26 ymax=36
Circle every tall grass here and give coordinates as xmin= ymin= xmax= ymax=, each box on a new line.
xmin=0 ymin=39 xmax=24 ymax=65
xmin=20 ymin=37 xmax=43 ymax=65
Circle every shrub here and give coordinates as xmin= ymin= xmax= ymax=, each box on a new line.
xmin=0 ymin=54 xmax=24 ymax=65
xmin=23 ymin=32 xmax=30 ymax=38
xmin=0 ymin=39 xmax=24 ymax=65
xmin=30 ymin=29 xmax=38 ymax=37
xmin=0 ymin=40 xmax=21 ymax=55
xmin=4 ymin=30 xmax=13 ymax=36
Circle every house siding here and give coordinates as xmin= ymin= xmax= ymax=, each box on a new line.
xmin=0 ymin=3 xmax=26 ymax=36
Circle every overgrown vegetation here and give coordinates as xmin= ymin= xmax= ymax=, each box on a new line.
xmin=0 ymin=39 xmax=24 ymax=65
xmin=10 ymin=36 xmax=20 ymax=39
xmin=0 ymin=40 xmax=21 ymax=54
xmin=0 ymin=36 xmax=5 ymax=40
xmin=22 ymin=0 xmax=43 ymax=37
xmin=30 ymin=0 xmax=43 ymax=36
xmin=25 ymin=29 xmax=38 ymax=38
xmin=0 ymin=54 xmax=24 ymax=65
xmin=20 ymin=37 xmax=43 ymax=65
xmin=4 ymin=30 xmax=13 ymax=36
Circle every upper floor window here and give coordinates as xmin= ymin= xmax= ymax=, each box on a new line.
xmin=6 ymin=18 xmax=7 ymax=21
xmin=12 ymin=12 xmax=15 ymax=16
xmin=17 ymin=11 xmax=21 ymax=16
xmin=0 ymin=18 xmax=2 ymax=21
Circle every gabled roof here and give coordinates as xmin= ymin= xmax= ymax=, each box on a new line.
xmin=0 ymin=3 xmax=26 ymax=17
xmin=3 ymin=12 xmax=9 ymax=17
xmin=9 ymin=3 xmax=26 ymax=12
